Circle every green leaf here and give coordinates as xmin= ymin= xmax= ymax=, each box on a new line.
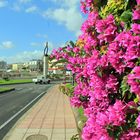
xmin=121 ymin=77 xmax=130 ymax=98
xmin=66 ymin=40 xmax=75 ymax=48
xmin=137 ymin=106 xmax=140 ymax=111
xmin=120 ymin=10 xmax=132 ymax=23
xmin=79 ymin=95 xmax=89 ymax=102
xmin=134 ymin=97 xmax=139 ymax=103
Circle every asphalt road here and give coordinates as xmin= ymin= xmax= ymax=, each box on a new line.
xmin=0 ymin=82 xmax=55 ymax=139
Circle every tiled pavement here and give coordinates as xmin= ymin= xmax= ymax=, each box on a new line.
xmin=3 ymin=85 xmax=78 ymax=140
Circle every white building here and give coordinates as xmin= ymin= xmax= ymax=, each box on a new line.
xmin=24 ymin=59 xmax=43 ymax=72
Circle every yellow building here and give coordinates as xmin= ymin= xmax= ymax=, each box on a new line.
xmin=12 ymin=63 xmax=23 ymax=71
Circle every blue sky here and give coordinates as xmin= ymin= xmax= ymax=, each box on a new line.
xmin=0 ymin=0 xmax=83 ymax=64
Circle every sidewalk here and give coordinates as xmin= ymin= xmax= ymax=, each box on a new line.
xmin=4 ymin=85 xmax=78 ymax=140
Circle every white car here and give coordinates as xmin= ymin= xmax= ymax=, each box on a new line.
xmin=32 ymin=75 xmax=50 ymax=84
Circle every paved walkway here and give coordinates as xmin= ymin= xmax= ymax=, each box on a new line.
xmin=4 ymin=85 xmax=78 ymax=140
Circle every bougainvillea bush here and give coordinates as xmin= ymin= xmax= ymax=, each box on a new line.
xmin=51 ymin=0 xmax=140 ymax=139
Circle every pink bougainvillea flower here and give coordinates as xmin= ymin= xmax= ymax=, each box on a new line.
xmin=106 ymin=74 xmax=118 ymax=93
xmin=127 ymin=66 xmax=140 ymax=96
xmin=133 ymin=10 xmax=140 ymax=21
xmin=51 ymin=1 xmax=140 ymax=139
xmin=132 ymin=23 xmax=140 ymax=34
xmin=107 ymin=100 xmax=126 ymax=126
xmin=80 ymin=1 xmax=87 ymax=14
xmin=120 ymin=129 xmax=140 ymax=140
xmin=70 ymin=96 xmax=81 ymax=107
xmin=136 ymin=0 xmax=140 ymax=5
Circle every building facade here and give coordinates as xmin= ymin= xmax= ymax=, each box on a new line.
xmin=48 ymin=59 xmax=65 ymax=74
xmin=0 ymin=61 xmax=7 ymax=78
xmin=12 ymin=63 xmax=23 ymax=71
xmin=0 ymin=61 xmax=7 ymax=70
xmin=24 ymin=59 xmax=43 ymax=72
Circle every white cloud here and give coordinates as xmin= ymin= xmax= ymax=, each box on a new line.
xmin=42 ymin=0 xmax=83 ymax=36
xmin=0 ymin=41 xmax=60 ymax=63
xmin=76 ymin=30 xmax=82 ymax=37
xmin=25 ymin=6 xmax=38 ymax=13
xmin=0 ymin=0 xmax=8 ymax=8
xmin=12 ymin=0 xmax=35 ymax=12
xmin=0 ymin=41 xmax=14 ymax=49
xmin=1 ymin=46 xmax=55 ymax=63
xmin=0 ymin=50 xmax=43 ymax=64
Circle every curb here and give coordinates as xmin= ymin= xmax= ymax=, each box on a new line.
xmin=71 ymin=108 xmax=82 ymax=133
xmin=0 ymin=82 xmax=32 ymax=86
xmin=71 ymin=107 xmax=87 ymax=140
xmin=0 ymin=88 xmax=15 ymax=94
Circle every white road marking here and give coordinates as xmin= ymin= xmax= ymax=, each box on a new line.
xmin=0 ymin=91 xmax=46 ymax=130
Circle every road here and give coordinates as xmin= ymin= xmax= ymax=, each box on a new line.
xmin=0 ymin=82 xmax=56 ymax=139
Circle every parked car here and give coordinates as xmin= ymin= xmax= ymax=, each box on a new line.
xmin=32 ymin=75 xmax=50 ymax=84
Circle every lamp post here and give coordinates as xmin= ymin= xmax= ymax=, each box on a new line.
xmin=43 ymin=42 xmax=48 ymax=78
xmin=72 ymin=73 xmax=75 ymax=86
